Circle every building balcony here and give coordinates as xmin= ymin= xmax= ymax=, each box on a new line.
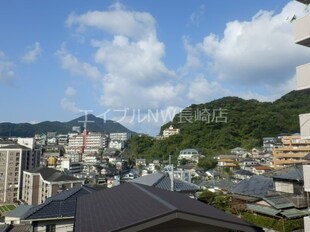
xmin=296 ymin=63 xmax=310 ymax=90
xmin=294 ymin=14 xmax=310 ymax=47
xmin=273 ymin=153 xmax=307 ymax=158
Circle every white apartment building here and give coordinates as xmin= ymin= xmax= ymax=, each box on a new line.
xmin=109 ymin=132 xmax=131 ymax=141
xmin=163 ymin=125 xmax=180 ymax=138
xmin=66 ymin=132 xmax=107 ymax=154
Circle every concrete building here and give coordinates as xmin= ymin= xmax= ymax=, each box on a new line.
xmin=66 ymin=132 xmax=107 ymax=154
xmin=22 ymin=166 xmax=84 ymax=205
xmin=109 ymin=132 xmax=131 ymax=141
xmin=0 ymin=144 xmax=40 ymax=203
xmin=293 ymin=2 xmax=310 ymax=228
xmin=109 ymin=140 xmax=124 ymax=150
xmin=273 ymin=134 xmax=310 ymax=167
xmin=162 ymin=125 xmax=180 ymax=138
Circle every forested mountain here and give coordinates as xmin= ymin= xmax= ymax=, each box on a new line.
xmin=0 ymin=114 xmax=134 ymax=137
xmin=127 ymin=89 xmax=310 ymax=161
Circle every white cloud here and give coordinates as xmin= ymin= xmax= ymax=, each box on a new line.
xmin=187 ymin=74 xmax=229 ymax=103
xmin=22 ymin=42 xmax=42 ymax=63
xmin=196 ymin=1 xmax=309 ymax=88
xmin=65 ymin=86 xmax=77 ymax=97
xmin=66 ymin=2 xmax=156 ymax=40
xmin=65 ymin=5 xmax=178 ymax=112
xmin=0 ymin=51 xmax=15 ymax=83
xmin=56 ymin=46 xmax=102 ymax=80
xmin=61 ymin=98 xmax=80 ymax=113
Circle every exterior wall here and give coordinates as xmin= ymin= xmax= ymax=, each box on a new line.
xmin=109 ymin=132 xmax=130 ymax=141
xmin=304 ymin=216 xmax=310 ymax=232
xmin=303 ymin=165 xmax=310 ymax=192
xmin=33 ymin=219 xmax=74 ymax=232
xmin=0 ymin=147 xmax=39 ymax=203
xmin=300 ymin=113 xmax=310 ymax=139
xmin=275 ymin=181 xmax=294 ymax=194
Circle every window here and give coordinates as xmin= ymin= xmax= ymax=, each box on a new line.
xmin=46 ymin=224 xmax=56 ymax=232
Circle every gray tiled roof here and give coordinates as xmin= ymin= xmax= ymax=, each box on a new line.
xmin=5 ymin=205 xmax=33 ymax=218
xmin=271 ymin=165 xmax=303 ymax=181
xmin=130 ymin=172 xmax=200 ymax=192
xmin=0 ymin=144 xmax=30 ymax=149
xmin=74 ymin=183 xmax=263 ymax=232
xmin=232 ymin=175 xmax=274 ymax=198
xmin=23 ymin=185 xmax=97 ymax=220
xmin=26 ymin=166 xmax=80 ymax=182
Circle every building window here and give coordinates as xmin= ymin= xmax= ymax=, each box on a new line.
xmin=46 ymin=224 xmax=56 ymax=232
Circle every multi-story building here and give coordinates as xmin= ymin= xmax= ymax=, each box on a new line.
xmin=273 ymin=134 xmax=310 ymax=167
xmin=0 ymin=143 xmax=41 ymax=203
xmin=22 ymin=166 xmax=84 ymax=205
xmin=293 ymin=1 xmax=310 ymax=229
xmin=109 ymin=140 xmax=124 ymax=150
xmin=109 ymin=132 xmax=131 ymax=141
xmin=162 ymin=125 xmax=180 ymax=138
xmin=66 ymin=132 xmax=108 ymax=154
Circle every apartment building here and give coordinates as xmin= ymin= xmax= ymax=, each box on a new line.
xmin=273 ymin=134 xmax=310 ymax=167
xmin=109 ymin=132 xmax=131 ymax=141
xmin=293 ymin=0 xmax=310 ymax=229
xmin=66 ymin=132 xmax=108 ymax=154
xmin=22 ymin=166 xmax=84 ymax=205
xmin=0 ymin=144 xmax=40 ymax=203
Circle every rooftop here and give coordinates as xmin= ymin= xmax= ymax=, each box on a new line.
xmin=74 ymin=183 xmax=262 ymax=232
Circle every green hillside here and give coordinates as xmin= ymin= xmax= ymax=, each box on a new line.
xmin=127 ymin=89 xmax=310 ymax=161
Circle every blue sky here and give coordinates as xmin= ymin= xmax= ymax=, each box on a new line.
xmin=0 ymin=0 xmax=309 ymax=135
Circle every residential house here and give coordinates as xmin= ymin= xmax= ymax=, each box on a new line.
xmin=22 ymin=166 xmax=84 ymax=205
xmin=23 ymin=185 xmax=98 ymax=232
xmin=130 ymin=172 xmax=199 ymax=195
xmin=162 ymin=125 xmax=180 ymax=138
xmin=251 ymin=165 xmax=273 ymax=175
xmin=178 ymin=149 xmax=203 ymax=164
xmin=231 ymin=147 xmax=248 ymax=156
xmin=4 ymin=205 xmax=33 ymax=225
xmin=234 ymin=169 xmax=255 ymax=181
xmin=74 ymin=183 xmax=263 ymax=232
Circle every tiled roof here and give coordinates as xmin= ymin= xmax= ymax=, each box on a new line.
xmin=74 ymin=183 xmax=263 ymax=232
xmin=262 ymin=194 xmax=294 ymax=209
xmin=130 ymin=172 xmax=200 ymax=192
xmin=0 ymin=144 xmax=30 ymax=149
xmin=23 ymin=185 xmax=97 ymax=220
xmin=271 ymin=165 xmax=303 ymax=181
xmin=5 ymin=205 xmax=33 ymax=218
xmin=26 ymin=166 xmax=80 ymax=182
xmin=232 ymin=175 xmax=274 ymax=198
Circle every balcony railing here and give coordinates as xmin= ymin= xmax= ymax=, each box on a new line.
xmin=294 ymin=14 xmax=310 ymax=47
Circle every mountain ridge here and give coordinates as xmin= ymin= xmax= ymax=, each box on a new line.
xmin=0 ymin=114 xmax=135 ymax=137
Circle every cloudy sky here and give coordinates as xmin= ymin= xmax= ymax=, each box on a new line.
xmin=0 ymin=0 xmax=309 ymax=135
